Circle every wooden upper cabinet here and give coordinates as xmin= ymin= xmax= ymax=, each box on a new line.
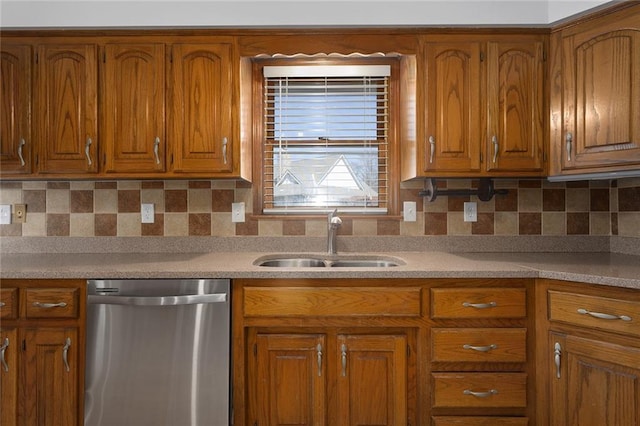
xmin=169 ymin=43 xmax=234 ymax=175
xmin=0 ymin=44 xmax=32 ymax=176
xmin=486 ymin=39 xmax=545 ymax=173
xmin=102 ymin=43 xmax=166 ymax=174
xmin=36 ymin=44 xmax=98 ymax=175
xmin=551 ymin=5 xmax=640 ymax=175
xmin=422 ymin=40 xmax=482 ymax=174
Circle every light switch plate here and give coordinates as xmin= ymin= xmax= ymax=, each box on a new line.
xmin=403 ymin=201 xmax=417 ymax=222
xmin=464 ymin=202 xmax=477 ymax=222
xmin=232 ymin=202 xmax=245 ymax=223
xmin=0 ymin=205 xmax=11 ymax=224
xmin=141 ymin=203 xmax=155 ymax=223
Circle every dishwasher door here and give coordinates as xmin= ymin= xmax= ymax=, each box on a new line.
xmin=85 ymin=279 xmax=230 ymax=426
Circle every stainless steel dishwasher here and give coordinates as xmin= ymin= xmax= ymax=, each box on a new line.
xmin=85 ymin=279 xmax=231 ymax=426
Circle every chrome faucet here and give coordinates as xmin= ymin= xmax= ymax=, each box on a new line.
xmin=327 ymin=209 xmax=342 ymax=255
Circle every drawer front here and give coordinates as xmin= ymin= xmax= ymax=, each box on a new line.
xmin=433 ymin=417 xmax=528 ymax=426
xmin=244 ymin=286 xmax=421 ymax=317
xmin=24 ymin=288 xmax=79 ymax=319
xmin=549 ymin=290 xmax=639 ymax=338
xmin=0 ymin=288 xmax=18 ymax=319
xmin=432 ymin=328 xmax=527 ymax=363
xmin=432 ymin=372 xmax=527 ymax=408
xmin=431 ymin=288 xmax=526 ymax=319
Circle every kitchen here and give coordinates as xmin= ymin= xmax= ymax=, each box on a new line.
xmin=1 ymin=0 xmax=640 ymax=425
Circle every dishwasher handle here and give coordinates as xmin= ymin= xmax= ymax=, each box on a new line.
xmin=88 ymin=293 xmax=227 ymax=306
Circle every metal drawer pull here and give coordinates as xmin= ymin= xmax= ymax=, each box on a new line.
xmin=428 ymin=136 xmax=435 ymax=164
xmin=153 ymin=137 xmax=161 ymax=165
xmin=1 ymin=338 xmax=9 ymax=372
xmin=316 ymin=343 xmax=322 ymax=377
xmin=341 ymin=344 xmax=347 ymax=377
xmin=62 ymin=338 xmax=71 ymax=372
xmin=464 ymin=389 xmax=498 ymax=398
xmin=554 ymin=342 xmax=562 ymax=379
xmin=463 ymin=344 xmax=497 ymax=352
xmin=463 ymin=301 xmax=497 ymax=309
xmin=33 ymin=301 xmax=67 ymax=308
xmin=0 ymin=302 xmax=5 ymax=307
xmin=85 ymin=138 xmax=93 ymax=166
xmin=222 ymin=137 xmax=228 ymax=164
xmin=566 ymin=132 xmax=573 ymax=162
xmin=577 ymin=308 xmax=631 ymax=322
xmin=18 ymin=138 xmax=26 ymax=166
xmin=492 ymin=135 xmax=499 ymax=163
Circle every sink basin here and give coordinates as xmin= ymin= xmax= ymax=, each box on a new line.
xmin=254 ymin=255 xmax=404 ymax=268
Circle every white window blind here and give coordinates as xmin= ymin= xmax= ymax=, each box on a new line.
xmin=262 ymin=64 xmax=391 ymax=214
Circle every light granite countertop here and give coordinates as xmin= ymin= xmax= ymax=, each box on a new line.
xmin=2 ymin=250 xmax=639 ymax=290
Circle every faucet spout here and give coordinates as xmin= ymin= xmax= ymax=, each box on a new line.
xmin=327 ymin=209 xmax=342 ymax=255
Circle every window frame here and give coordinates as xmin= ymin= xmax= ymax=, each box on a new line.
xmin=251 ymin=56 xmax=401 ymax=218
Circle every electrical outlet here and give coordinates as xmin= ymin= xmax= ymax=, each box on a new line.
xmin=0 ymin=205 xmax=11 ymax=224
xmin=403 ymin=201 xmax=416 ymax=222
xmin=232 ymin=202 xmax=245 ymax=223
xmin=464 ymin=202 xmax=477 ymax=222
xmin=14 ymin=204 xmax=26 ymax=223
xmin=141 ymin=203 xmax=155 ymax=224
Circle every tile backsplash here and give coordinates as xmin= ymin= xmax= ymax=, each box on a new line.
xmin=0 ymin=177 xmax=638 ymax=238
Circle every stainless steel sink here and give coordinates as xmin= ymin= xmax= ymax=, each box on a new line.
xmin=254 ymin=255 xmax=404 ymax=268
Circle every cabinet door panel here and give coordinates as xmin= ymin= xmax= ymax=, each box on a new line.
xmin=255 ymin=334 xmax=326 ymax=426
xmin=0 ymin=328 xmax=18 ymax=426
xmin=103 ymin=43 xmax=165 ymax=173
xmin=337 ymin=334 xmax=407 ymax=426
xmin=0 ymin=44 xmax=32 ymax=175
xmin=423 ymin=42 xmax=481 ymax=173
xmin=37 ymin=44 xmax=98 ymax=174
xmin=170 ymin=43 xmax=233 ymax=173
xmin=22 ymin=328 xmax=78 ymax=426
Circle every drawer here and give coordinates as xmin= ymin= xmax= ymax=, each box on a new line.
xmin=431 ymin=288 xmax=526 ymax=319
xmin=432 ymin=328 xmax=527 ymax=363
xmin=549 ymin=290 xmax=639 ymax=338
xmin=24 ymin=288 xmax=79 ymax=319
xmin=0 ymin=288 xmax=18 ymax=319
xmin=243 ymin=286 xmax=421 ymax=317
xmin=432 ymin=372 xmax=527 ymax=408
xmin=433 ymin=417 xmax=528 ymax=426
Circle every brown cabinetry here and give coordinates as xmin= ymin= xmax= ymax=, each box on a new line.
xmin=549 ymin=3 xmax=640 ymax=178
xmin=0 ymin=280 xmax=85 ymax=426
xmin=536 ymin=279 xmax=640 ymax=426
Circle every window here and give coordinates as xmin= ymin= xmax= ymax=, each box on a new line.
xmin=258 ymin=61 xmax=395 ymax=215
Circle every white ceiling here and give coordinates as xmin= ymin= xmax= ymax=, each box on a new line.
xmin=0 ymin=0 xmax=611 ymax=28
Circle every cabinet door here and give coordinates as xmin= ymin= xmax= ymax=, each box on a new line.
xmin=23 ymin=328 xmax=78 ymax=426
xmin=36 ymin=44 xmax=98 ymax=175
xmin=254 ymin=334 xmax=326 ymax=426
xmin=1 ymin=44 xmax=32 ymax=176
xmin=561 ymin=11 xmax=640 ymax=171
xmin=550 ymin=332 xmax=640 ymax=426
xmin=0 ymin=328 xmax=18 ymax=426
xmin=102 ymin=43 xmax=166 ymax=173
xmin=423 ymin=41 xmax=482 ymax=174
xmin=486 ymin=39 xmax=544 ymax=173
xmin=336 ymin=334 xmax=407 ymax=426
xmin=169 ymin=43 xmax=234 ymax=174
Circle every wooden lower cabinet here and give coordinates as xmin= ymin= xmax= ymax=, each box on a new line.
xmin=0 ymin=327 xmax=18 ymax=426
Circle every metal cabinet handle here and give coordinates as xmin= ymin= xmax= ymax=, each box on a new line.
xmin=1 ymin=338 xmax=9 ymax=372
xmin=33 ymin=301 xmax=67 ymax=308
xmin=463 ymin=344 xmax=497 ymax=352
xmin=577 ymin=308 xmax=631 ymax=322
xmin=492 ymin=135 xmax=499 ymax=163
xmin=62 ymin=338 xmax=71 ymax=372
xmin=222 ymin=137 xmax=228 ymax=165
xmin=341 ymin=344 xmax=347 ymax=377
xmin=85 ymin=138 xmax=93 ymax=166
xmin=316 ymin=343 xmax=322 ymax=377
xmin=428 ymin=136 xmax=435 ymax=164
xmin=554 ymin=342 xmax=562 ymax=379
xmin=566 ymin=132 xmax=572 ymax=162
xmin=18 ymin=138 xmax=26 ymax=166
xmin=153 ymin=137 xmax=161 ymax=165
xmin=0 ymin=302 xmax=5 ymax=308
xmin=464 ymin=389 xmax=498 ymax=398
xmin=462 ymin=301 xmax=497 ymax=309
